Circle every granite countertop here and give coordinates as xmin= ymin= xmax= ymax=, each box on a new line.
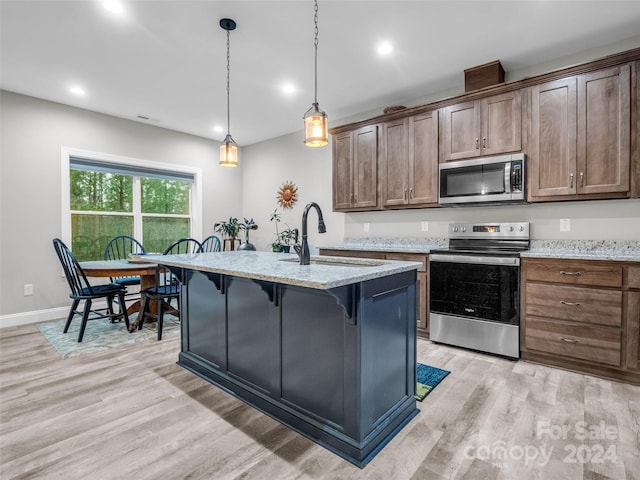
xmin=136 ymin=251 xmax=422 ymax=289
xmin=522 ymin=240 xmax=640 ymax=262
xmin=322 ymin=237 xmax=448 ymax=254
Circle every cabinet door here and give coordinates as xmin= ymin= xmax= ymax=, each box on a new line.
xmin=528 ymin=78 xmax=578 ymax=199
xmin=441 ymin=100 xmax=480 ymax=161
xmin=332 ymin=131 xmax=354 ymax=211
xmin=626 ymin=291 xmax=640 ymax=372
xmin=353 ymin=125 xmax=379 ymax=209
xmin=577 ymin=64 xmax=631 ymax=195
xmin=381 ymin=118 xmax=409 ymax=207
xmin=409 ymin=111 xmax=439 ymax=205
xmin=480 ymin=90 xmax=522 ymax=156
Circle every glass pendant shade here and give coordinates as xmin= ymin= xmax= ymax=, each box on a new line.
xmin=219 ymin=134 xmax=238 ymax=167
xmin=303 ymin=103 xmax=328 ymax=147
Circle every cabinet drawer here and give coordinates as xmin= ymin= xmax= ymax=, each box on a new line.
xmin=626 ymin=266 xmax=640 ymax=289
xmin=525 ymin=318 xmax=621 ymax=366
xmin=384 ymin=253 xmax=427 ymax=272
xmin=524 ymin=259 xmax=622 ymax=287
xmin=525 ymin=283 xmax=622 ymax=327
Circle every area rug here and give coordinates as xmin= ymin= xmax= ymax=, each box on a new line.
xmin=36 ymin=314 xmax=180 ymax=359
xmin=415 ymin=363 xmax=450 ymax=402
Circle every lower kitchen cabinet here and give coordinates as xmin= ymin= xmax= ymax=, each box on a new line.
xmin=521 ymin=258 xmax=640 ymax=385
xmin=320 ymin=248 xmax=429 ymax=338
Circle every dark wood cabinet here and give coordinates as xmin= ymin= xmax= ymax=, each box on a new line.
xmin=528 ymin=63 xmax=632 ymax=201
xmin=441 ymin=90 xmax=522 ymax=162
xmin=521 ymin=258 xmax=640 ymax=385
xmin=380 ymin=111 xmax=439 ymax=208
xmin=332 ymin=125 xmax=379 ymax=211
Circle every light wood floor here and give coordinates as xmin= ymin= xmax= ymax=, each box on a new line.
xmin=1 ymin=322 xmax=639 ymax=480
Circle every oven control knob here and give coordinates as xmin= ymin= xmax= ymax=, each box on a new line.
xmin=519 ymin=226 xmax=524 ymax=232
xmin=461 ymin=227 xmax=466 ymax=232
xmin=508 ymin=226 xmax=514 ymax=232
xmin=452 ymin=226 xmax=458 ymax=232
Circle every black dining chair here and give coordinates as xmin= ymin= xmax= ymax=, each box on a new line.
xmin=52 ymin=238 xmax=130 ymax=342
xmin=201 ymin=234 xmax=221 ymax=252
xmin=138 ymin=238 xmax=202 ymax=340
xmin=104 ymin=235 xmax=146 ymax=291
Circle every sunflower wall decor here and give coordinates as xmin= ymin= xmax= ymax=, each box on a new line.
xmin=276 ymin=181 xmax=298 ymax=209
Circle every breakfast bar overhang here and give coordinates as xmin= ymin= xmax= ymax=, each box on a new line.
xmin=145 ymin=251 xmax=420 ymax=467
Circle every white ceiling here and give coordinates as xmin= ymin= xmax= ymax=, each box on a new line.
xmin=2 ymin=1 xmax=640 ymax=146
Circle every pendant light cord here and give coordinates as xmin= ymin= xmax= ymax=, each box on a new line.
xmin=226 ymin=28 xmax=231 ymax=137
xmin=313 ymin=0 xmax=319 ymax=106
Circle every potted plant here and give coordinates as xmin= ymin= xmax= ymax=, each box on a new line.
xmin=278 ymin=227 xmax=299 ymax=253
xmin=238 ymin=218 xmax=258 ymax=251
xmin=269 ymin=209 xmax=283 ymax=252
xmin=214 ymin=217 xmax=240 ymax=250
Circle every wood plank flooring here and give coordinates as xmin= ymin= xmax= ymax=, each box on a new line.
xmin=1 ymin=322 xmax=639 ymax=479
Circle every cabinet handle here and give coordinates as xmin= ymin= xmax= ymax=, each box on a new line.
xmin=350 ymin=193 xmax=354 ymax=204
xmin=475 ymin=138 xmax=479 ymax=149
xmin=569 ymin=172 xmax=574 ymax=188
xmin=580 ymin=172 xmax=584 ymax=187
xmin=354 ymin=193 xmax=358 ymax=203
xmin=559 ymin=336 xmax=580 ymax=344
xmin=560 ymin=300 xmax=581 ymax=306
xmin=410 ymin=188 xmax=413 ymax=199
xmin=404 ymin=188 xmax=408 ymax=200
xmin=559 ymin=271 xmax=581 ymax=276
xmin=482 ymin=136 xmax=487 ymax=148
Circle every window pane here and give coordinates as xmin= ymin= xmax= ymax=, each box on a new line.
xmin=70 ymin=170 xmax=133 ymax=212
xmin=143 ymin=217 xmax=190 ymax=253
xmin=71 ymin=214 xmax=134 ymax=261
xmin=141 ymin=178 xmax=190 ymax=215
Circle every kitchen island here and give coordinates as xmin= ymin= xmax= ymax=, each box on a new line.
xmin=143 ymin=251 xmax=421 ymax=467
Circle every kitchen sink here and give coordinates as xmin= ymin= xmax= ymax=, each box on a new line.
xmin=278 ymin=257 xmax=385 ymax=267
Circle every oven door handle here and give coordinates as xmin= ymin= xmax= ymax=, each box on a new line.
xmin=430 ymin=254 xmax=520 ymax=266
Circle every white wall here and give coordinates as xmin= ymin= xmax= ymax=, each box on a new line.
xmin=0 ymin=91 xmax=243 ymax=323
xmin=241 ymin=131 xmax=344 ymax=252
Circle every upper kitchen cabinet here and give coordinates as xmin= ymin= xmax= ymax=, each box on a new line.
xmin=332 ymin=125 xmax=379 ymax=211
xmin=528 ymin=63 xmax=632 ymax=201
xmin=381 ymin=111 xmax=439 ymax=208
xmin=441 ymin=90 xmax=522 ymax=162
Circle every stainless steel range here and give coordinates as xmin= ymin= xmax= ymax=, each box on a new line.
xmin=429 ymin=222 xmax=530 ymax=359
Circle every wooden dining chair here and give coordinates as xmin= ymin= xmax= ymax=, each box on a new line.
xmin=138 ymin=238 xmax=202 ymax=340
xmin=104 ymin=235 xmax=146 ymax=290
xmin=201 ymin=235 xmax=221 ymax=252
xmin=52 ymin=238 xmax=130 ymax=342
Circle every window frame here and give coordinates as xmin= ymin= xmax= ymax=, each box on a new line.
xmin=61 ymin=146 xmax=202 ymax=252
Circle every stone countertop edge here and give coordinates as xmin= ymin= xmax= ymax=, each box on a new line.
xmin=321 ymin=239 xmax=448 ymax=254
xmin=521 ymin=251 xmax=640 ymax=262
xmin=522 ymin=239 xmax=640 ymax=263
xmin=136 ymin=251 xmax=422 ymax=289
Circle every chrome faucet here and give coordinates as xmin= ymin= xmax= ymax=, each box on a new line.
xmin=294 ymin=202 xmax=326 ymax=265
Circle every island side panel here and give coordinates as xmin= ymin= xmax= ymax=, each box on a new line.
xmin=182 ymin=270 xmax=226 ymax=369
xmin=226 ymin=277 xmax=279 ymax=395
xmin=279 ymin=284 xmax=353 ymax=434
xmin=360 ymin=270 xmax=417 ymax=439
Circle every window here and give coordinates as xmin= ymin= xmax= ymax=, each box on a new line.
xmin=62 ymin=148 xmax=202 ymax=261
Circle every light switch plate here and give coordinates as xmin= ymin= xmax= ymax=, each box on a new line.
xmin=560 ymin=218 xmax=571 ymax=232
xmin=421 ymin=221 xmax=429 ymax=232
xmin=363 ymin=223 xmax=370 ymax=233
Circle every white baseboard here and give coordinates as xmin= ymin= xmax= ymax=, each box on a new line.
xmin=0 ymin=301 xmax=108 ymax=329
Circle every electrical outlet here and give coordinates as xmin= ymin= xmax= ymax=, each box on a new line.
xmin=24 ymin=284 xmax=34 ymax=296
xmin=363 ymin=223 xmax=370 ymax=233
xmin=421 ymin=221 xmax=429 ymax=232
xmin=560 ymin=218 xmax=571 ymax=232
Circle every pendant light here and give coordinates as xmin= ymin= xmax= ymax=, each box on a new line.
xmin=303 ymin=0 xmax=328 ymax=147
xmin=219 ymin=18 xmax=238 ymax=167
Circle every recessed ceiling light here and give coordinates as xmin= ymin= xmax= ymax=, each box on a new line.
xmin=282 ymin=84 xmax=296 ymax=94
xmin=213 ymin=125 xmax=224 ymax=133
xmin=377 ymin=42 xmax=393 ymax=56
xmin=70 ymin=86 xmax=86 ymax=96
xmin=103 ymin=1 xmax=124 ymax=14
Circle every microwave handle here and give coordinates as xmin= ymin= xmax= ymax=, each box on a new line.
xmin=504 ymin=162 xmax=512 ymax=193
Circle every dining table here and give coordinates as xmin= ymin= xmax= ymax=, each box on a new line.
xmin=79 ymin=258 xmax=178 ymax=330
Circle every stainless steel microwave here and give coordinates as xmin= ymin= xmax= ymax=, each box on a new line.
xmin=438 ymin=153 xmax=526 ymax=206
